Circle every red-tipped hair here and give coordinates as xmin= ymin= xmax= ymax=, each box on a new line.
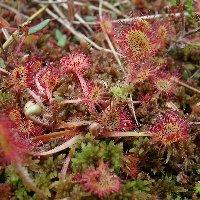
xmin=149 ymin=111 xmax=190 ymax=146
xmin=60 ymin=51 xmax=91 ymax=75
xmin=75 ymin=162 xmax=121 ymax=198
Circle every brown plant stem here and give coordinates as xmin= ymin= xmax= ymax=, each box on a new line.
xmin=32 ymin=134 xmax=82 ymax=156
xmin=101 ymin=131 xmax=150 ymax=138
xmin=13 ymin=160 xmax=47 ymax=199
xmin=172 ymin=78 xmax=200 ymax=94
xmin=72 ymin=12 xmax=191 ymax=25
xmin=60 ymin=154 xmax=71 ymax=180
xmin=32 ymin=130 xmax=77 ymax=142
xmin=99 ymin=0 xmax=125 ymax=73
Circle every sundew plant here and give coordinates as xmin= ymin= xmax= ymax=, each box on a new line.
xmin=0 ymin=0 xmax=200 ymax=199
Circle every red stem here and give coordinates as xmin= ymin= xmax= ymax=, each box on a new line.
xmin=76 ymin=73 xmax=89 ymax=97
xmin=60 ymin=154 xmax=71 ymax=180
xmin=76 ymin=73 xmax=96 ymax=112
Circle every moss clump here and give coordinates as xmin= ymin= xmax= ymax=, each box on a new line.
xmin=71 ymin=135 xmax=123 ymax=173
xmin=118 ymin=180 xmax=153 ymax=200
xmin=0 ymin=90 xmax=14 ymax=108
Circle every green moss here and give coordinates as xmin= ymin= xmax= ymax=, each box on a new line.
xmin=194 ymin=182 xmax=200 ymax=195
xmin=170 ymin=0 xmax=180 ymax=6
xmin=5 ymin=166 xmax=34 ymax=200
xmin=5 ymin=154 xmax=66 ymax=199
xmin=110 ymin=85 xmax=133 ymax=101
xmin=183 ymin=44 xmax=200 ymax=63
xmin=170 ymin=43 xmax=200 ymax=64
xmin=0 ymin=90 xmax=14 ymax=108
xmin=118 ymin=180 xmax=153 ymax=200
xmin=154 ymin=176 xmax=187 ymax=199
xmin=71 ymin=135 xmax=123 ymax=173
xmin=51 ymin=178 xmax=91 ymax=200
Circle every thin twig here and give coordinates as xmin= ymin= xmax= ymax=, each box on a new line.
xmin=114 ymin=0 xmax=130 ymax=7
xmin=72 ymin=12 xmax=191 ymax=26
xmin=102 ymin=1 xmax=128 ymax=18
xmin=58 ymin=121 xmax=92 ymax=128
xmin=166 ymin=101 xmax=179 ymax=111
xmin=99 ymin=0 xmax=125 ymax=73
xmin=0 ymin=68 xmax=11 ymax=75
xmin=189 ymin=69 xmax=200 ymax=80
xmin=60 ymin=154 xmax=71 ymax=180
xmin=129 ymin=94 xmax=139 ymax=126
xmin=184 ymin=27 xmax=200 ymax=37
xmin=102 ymin=131 xmax=150 ymax=137
xmin=32 ymin=135 xmax=82 ymax=156
xmin=26 ymin=88 xmax=45 ymax=108
xmin=58 ymin=0 xmax=94 ymax=34
xmin=118 ymin=12 xmax=190 ymax=22
xmin=61 ymin=98 xmax=82 ymax=104
xmin=190 ymin=122 xmax=200 ymax=125
xmin=33 ymin=0 xmax=68 ymax=3
xmin=0 ymin=5 xmax=48 ymax=54
xmin=33 ymin=0 xmax=111 ymax=12
xmin=172 ymin=78 xmax=200 ymax=94
xmin=74 ymin=14 xmax=94 ymax=34
xmin=34 ymin=0 xmax=128 ymax=19
xmin=73 ymin=1 xmax=111 ymax=12
xmin=2 ymin=28 xmax=10 ymax=40
xmin=43 ymin=5 xmax=120 ymax=54
xmin=32 ymin=130 xmax=77 ymax=142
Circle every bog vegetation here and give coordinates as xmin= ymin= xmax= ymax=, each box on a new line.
xmin=0 ymin=0 xmax=200 ymax=199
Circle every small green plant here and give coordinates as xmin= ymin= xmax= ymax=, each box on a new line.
xmin=119 ymin=180 xmax=153 ymax=200
xmin=186 ymin=0 xmax=195 ymax=18
xmin=194 ymin=182 xmax=200 ymax=195
xmin=71 ymin=137 xmax=123 ymax=173
xmin=170 ymin=0 xmax=180 ymax=6
xmin=110 ymin=85 xmax=132 ymax=100
xmin=0 ymin=90 xmax=14 ymax=108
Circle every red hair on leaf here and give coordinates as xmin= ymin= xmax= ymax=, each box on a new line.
xmin=36 ymin=64 xmax=60 ymax=103
xmin=98 ymin=106 xmax=135 ymax=133
xmin=124 ymin=154 xmax=140 ymax=179
xmin=150 ymin=70 xmax=179 ymax=99
xmin=149 ymin=111 xmax=190 ymax=146
xmin=75 ymin=162 xmax=121 ymax=198
xmin=10 ymin=56 xmax=43 ymax=92
xmin=114 ymin=19 xmax=160 ymax=64
xmin=60 ymin=51 xmax=93 ymax=110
